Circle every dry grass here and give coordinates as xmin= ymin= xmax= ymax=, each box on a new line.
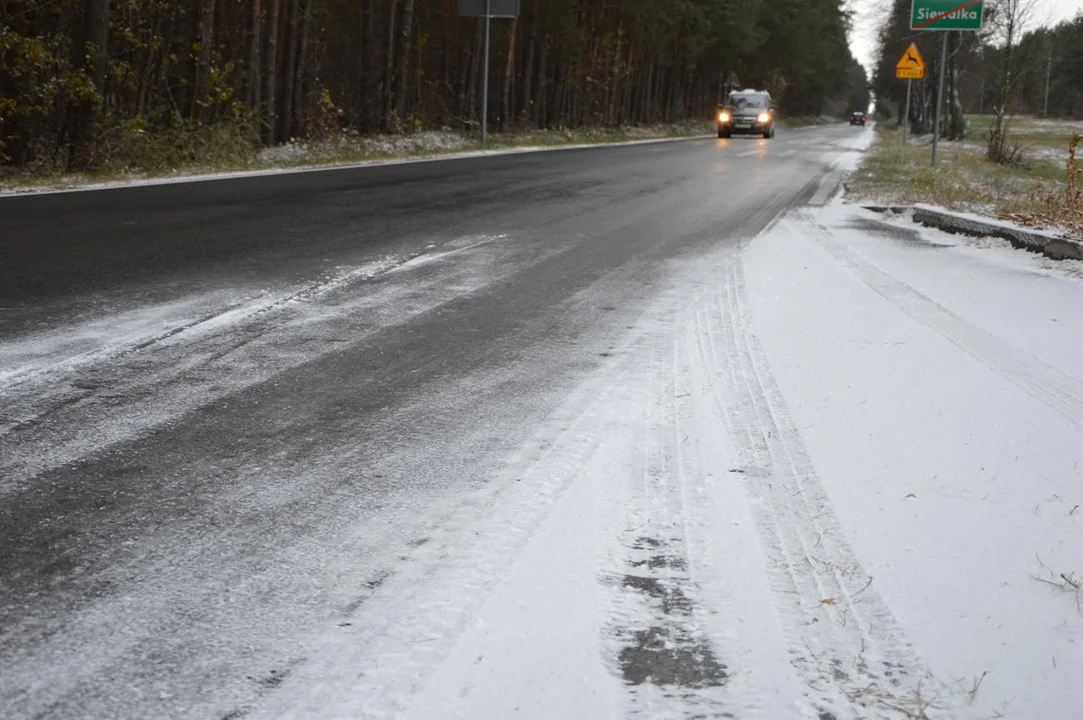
xmin=999 ymin=134 xmax=1083 ymax=237
xmin=968 ymin=670 xmax=989 ymax=705
xmin=1033 ymin=564 xmax=1083 ymax=616
xmin=845 ymin=677 xmax=938 ymax=719
xmin=967 ymin=115 xmax=1083 ymax=154
xmin=847 ymin=122 xmax=1076 ymax=229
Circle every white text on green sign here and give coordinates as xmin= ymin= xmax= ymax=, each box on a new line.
xmin=910 ymin=0 xmax=984 ymax=30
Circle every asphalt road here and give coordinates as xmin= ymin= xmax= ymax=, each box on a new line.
xmin=0 ymin=124 xmax=868 ymax=719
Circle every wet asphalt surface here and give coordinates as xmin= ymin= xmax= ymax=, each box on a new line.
xmin=0 ymin=125 xmax=865 ymax=718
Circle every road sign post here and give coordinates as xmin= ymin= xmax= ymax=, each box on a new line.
xmin=895 ymin=42 xmax=925 ymax=145
xmin=457 ymin=0 xmax=520 ymax=144
xmin=903 ymin=80 xmax=912 ymax=145
xmin=911 ymin=0 xmax=984 ymax=166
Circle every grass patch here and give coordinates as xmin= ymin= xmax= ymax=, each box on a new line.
xmin=967 ymin=114 xmax=1083 ymax=154
xmin=0 ymin=121 xmax=713 ymax=193
xmin=847 ymin=122 xmax=1075 ymax=219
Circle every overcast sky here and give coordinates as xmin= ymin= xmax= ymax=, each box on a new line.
xmin=849 ymin=0 xmax=1083 ymax=73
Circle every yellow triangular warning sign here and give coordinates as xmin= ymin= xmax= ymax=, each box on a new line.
xmin=896 ymin=43 xmax=926 ymax=71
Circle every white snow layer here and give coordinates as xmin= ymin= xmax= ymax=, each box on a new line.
xmin=7 ymin=152 xmax=1081 ymax=717
xmin=248 ymin=198 xmax=1082 ymax=719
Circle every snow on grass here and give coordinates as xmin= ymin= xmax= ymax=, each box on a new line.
xmin=846 ymin=123 xmax=1074 ymax=224
xmin=968 ymin=115 xmax=1083 ymax=148
xmin=256 ymin=130 xmax=469 ymax=165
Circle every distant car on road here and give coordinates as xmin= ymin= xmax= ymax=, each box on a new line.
xmin=717 ymin=90 xmax=776 ymax=139
xmin=849 ymin=111 xmax=867 ymax=126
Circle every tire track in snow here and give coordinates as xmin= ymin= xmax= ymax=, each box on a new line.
xmin=696 ymin=257 xmax=958 ymax=719
xmin=601 ymin=296 xmax=732 ymax=719
xmin=242 ymin=332 xmax=653 ymax=719
xmin=236 ymin=229 xmax=966 ymax=718
xmin=241 ymin=275 xmax=741 ymax=719
xmin=802 ymin=212 xmax=1083 ymax=436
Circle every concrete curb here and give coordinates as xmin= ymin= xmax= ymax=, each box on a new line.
xmin=867 ymin=204 xmax=1083 ymax=262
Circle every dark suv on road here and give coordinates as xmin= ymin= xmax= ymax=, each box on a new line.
xmin=849 ymin=111 xmax=867 ymax=126
xmin=717 ymin=90 xmax=776 ymax=139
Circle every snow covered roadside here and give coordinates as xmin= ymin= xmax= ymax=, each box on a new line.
xmin=743 ymin=203 xmax=1083 ymax=718
xmin=242 ymin=199 xmax=1083 ymax=719
xmin=249 ymin=245 xmax=948 ymax=720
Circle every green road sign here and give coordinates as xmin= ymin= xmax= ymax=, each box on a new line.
xmin=911 ymin=0 xmax=984 ymax=30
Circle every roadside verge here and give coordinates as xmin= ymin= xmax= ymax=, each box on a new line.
xmin=866 ymin=204 xmax=1083 ymax=261
xmin=0 ymin=126 xmax=712 ymax=198
xmin=845 ymin=119 xmax=1082 ymax=259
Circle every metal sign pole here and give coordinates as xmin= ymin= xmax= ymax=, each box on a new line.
xmin=903 ymin=78 xmax=912 ymax=145
xmin=458 ymin=0 xmax=518 ymax=141
xmin=481 ymin=0 xmax=491 ymax=144
xmin=931 ymin=32 xmax=947 ymax=166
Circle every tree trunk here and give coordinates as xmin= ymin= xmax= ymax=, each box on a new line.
xmin=282 ymin=0 xmax=301 ymax=140
xmin=192 ymin=0 xmax=216 ymax=121
xmin=553 ymin=59 xmax=567 ymax=127
xmin=464 ymin=22 xmax=481 ymax=121
xmin=502 ymin=17 xmax=519 ymax=129
xmin=521 ymin=1 xmax=538 ymax=124
xmin=363 ymin=0 xmax=377 ymax=129
xmin=136 ymin=9 xmax=161 ymax=118
xmin=457 ymin=23 xmax=476 ymax=120
xmin=293 ymin=0 xmax=313 ymax=137
xmin=394 ymin=0 xmax=414 ymax=122
xmin=383 ymin=0 xmax=399 ymax=129
xmin=535 ymin=39 xmax=548 ymax=127
xmin=70 ymin=0 xmax=111 ymax=169
xmin=247 ymin=0 xmax=262 ymax=109
xmin=263 ymin=0 xmax=280 ymax=144
xmin=947 ymin=32 xmax=966 ymax=140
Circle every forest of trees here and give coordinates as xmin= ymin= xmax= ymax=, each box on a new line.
xmin=873 ymin=0 xmax=1083 ymax=137
xmin=1 ymin=0 xmax=869 ymax=170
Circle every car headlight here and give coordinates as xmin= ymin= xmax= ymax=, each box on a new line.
xmin=719 ymin=111 xmax=730 ymax=123
xmin=757 ymin=112 xmax=770 ymax=123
